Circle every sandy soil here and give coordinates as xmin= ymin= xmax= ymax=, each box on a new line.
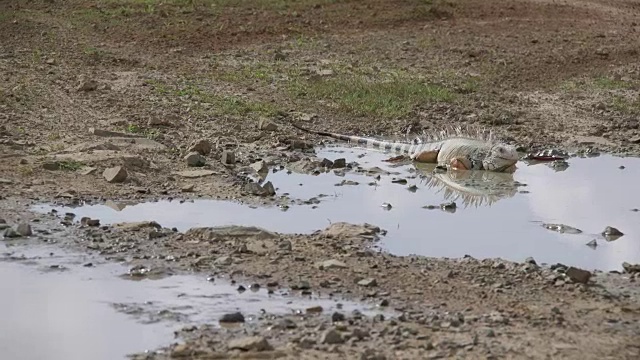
xmin=1 ymin=0 xmax=640 ymax=359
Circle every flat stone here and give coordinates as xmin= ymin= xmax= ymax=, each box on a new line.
xmin=357 ymin=278 xmax=378 ymax=287
xmin=184 ymin=152 xmax=206 ymax=167
xmin=113 ymin=221 xmax=162 ymax=231
xmin=228 ymin=336 xmax=273 ymax=352
xmin=321 ymin=222 xmax=381 ymax=239
xmin=103 ymin=166 xmax=128 ymax=183
xmin=79 ymin=166 xmax=97 ymax=175
xmin=186 ymin=226 xmax=277 ymax=242
xmin=16 ymin=222 xmax=32 ymax=236
xmin=0 ymin=178 xmax=13 ymax=185
xmin=48 ymin=151 xmax=142 ymax=164
xmin=88 ymin=127 xmax=140 ymax=138
xmin=174 ymin=170 xmax=215 ymax=178
xmin=317 ymin=259 xmax=349 ymax=270
xmin=566 ymin=267 xmax=592 ymax=284
xmin=181 ymin=184 xmax=195 ymax=192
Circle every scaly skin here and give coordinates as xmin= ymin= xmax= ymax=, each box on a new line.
xmin=291 ymin=123 xmax=520 ymax=172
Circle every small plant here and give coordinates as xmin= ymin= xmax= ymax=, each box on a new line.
xmin=125 ymin=123 xmax=142 ymax=133
xmin=58 ymin=160 xmax=85 ymax=172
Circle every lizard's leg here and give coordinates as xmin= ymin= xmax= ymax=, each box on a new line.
xmin=449 ymin=157 xmax=471 ymax=170
xmin=410 ymin=150 xmax=439 ymax=163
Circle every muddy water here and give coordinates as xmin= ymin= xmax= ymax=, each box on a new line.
xmin=32 ymin=147 xmax=640 ymax=271
xmin=0 ymin=242 xmax=388 ymax=360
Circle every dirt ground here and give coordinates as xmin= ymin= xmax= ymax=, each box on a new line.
xmin=1 ymin=0 xmax=640 ymax=359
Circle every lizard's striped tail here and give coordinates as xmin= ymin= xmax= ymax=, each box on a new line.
xmin=291 ymin=123 xmax=421 ymax=155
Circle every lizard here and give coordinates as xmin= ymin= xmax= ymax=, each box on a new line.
xmin=290 ymin=123 xmax=521 ymax=172
xmin=415 ymin=162 xmax=521 ymax=208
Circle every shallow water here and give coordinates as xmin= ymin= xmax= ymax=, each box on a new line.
xmin=32 ymin=147 xmax=640 ymax=271
xmin=0 ymin=242 xmax=388 ymax=360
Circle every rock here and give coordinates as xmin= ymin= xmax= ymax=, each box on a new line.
xmin=103 ymin=166 xmax=128 ymax=183
xmin=228 ymin=336 xmax=273 ymax=352
xmin=113 ymin=221 xmax=162 ymax=231
xmin=542 ymin=223 xmax=582 ymax=234
xmin=77 ymin=79 xmax=98 ymax=92
xmin=169 ymin=343 xmax=192 ymax=357
xmin=185 ymin=226 xmax=277 ymax=241
xmin=320 ymin=328 xmax=344 ymax=344
xmin=219 ymin=312 xmax=245 ymax=323
xmin=524 ymin=257 xmax=537 ymax=265
xmin=16 ymin=222 xmax=32 ymax=236
xmin=250 ymin=160 xmax=268 ymax=173
xmin=258 ymin=118 xmax=278 ymax=131
xmin=306 ymin=305 xmax=323 ymax=314
xmin=245 ymin=182 xmax=268 ymax=196
xmin=80 ymin=217 xmax=100 ymax=227
xmin=333 ymin=158 xmax=347 ymax=168
xmin=586 ymin=239 xmax=598 ymax=248
xmin=221 ymin=151 xmax=236 ymax=165
xmin=317 ymin=259 xmax=349 ymax=270
xmin=174 ymin=170 xmax=215 ymax=178
xmin=0 ymin=178 xmax=13 ymax=185
xmin=184 ymin=152 xmax=206 ymax=167
xmin=79 ymin=166 xmax=97 ymax=175
xmin=566 ymin=267 xmax=592 ymax=284
xmin=188 ymin=139 xmax=212 ymax=155
xmin=42 ymin=162 xmax=61 ymax=171
xmin=88 ymin=127 xmax=140 ymax=138
xmin=622 ymin=262 xmax=640 ymax=274
xmin=321 ymin=222 xmax=380 ymax=239
xmin=262 ymin=181 xmax=276 ymax=196
xmin=601 ymin=226 xmax=624 ymax=241
xmin=181 ymin=184 xmax=195 ymax=192
xmin=357 ymin=278 xmax=378 ymax=287
xmin=332 ymin=312 xmax=346 ymax=322
xmin=3 ymin=227 xmax=20 ymax=238
xmin=214 ymin=256 xmax=233 ymax=266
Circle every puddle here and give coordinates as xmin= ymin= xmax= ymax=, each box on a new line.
xmin=0 ymin=242 xmax=389 ymax=360
xmin=31 ymin=147 xmax=640 ymax=271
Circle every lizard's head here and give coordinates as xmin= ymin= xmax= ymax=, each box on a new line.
xmin=483 ymin=144 xmax=520 ymax=172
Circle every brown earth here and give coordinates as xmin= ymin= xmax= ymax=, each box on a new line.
xmin=1 ymin=0 xmax=640 ymax=359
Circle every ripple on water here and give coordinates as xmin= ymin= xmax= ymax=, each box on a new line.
xmin=31 ymin=147 xmax=640 ymax=271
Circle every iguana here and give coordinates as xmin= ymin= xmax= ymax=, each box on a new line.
xmin=291 ymin=123 xmax=520 ymax=172
xmin=415 ymin=162 xmax=520 ymax=208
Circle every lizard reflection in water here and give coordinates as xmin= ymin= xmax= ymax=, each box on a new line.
xmin=414 ymin=163 xmax=523 ymax=208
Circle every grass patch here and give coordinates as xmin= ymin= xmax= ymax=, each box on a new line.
xmin=289 ymin=73 xmax=455 ymax=118
xmin=610 ymin=95 xmax=640 ymax=115
xmin=593 ymin=76 xmax=636 ymax=91
xmin=214 ymin=60 xmax=455 ymax=118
